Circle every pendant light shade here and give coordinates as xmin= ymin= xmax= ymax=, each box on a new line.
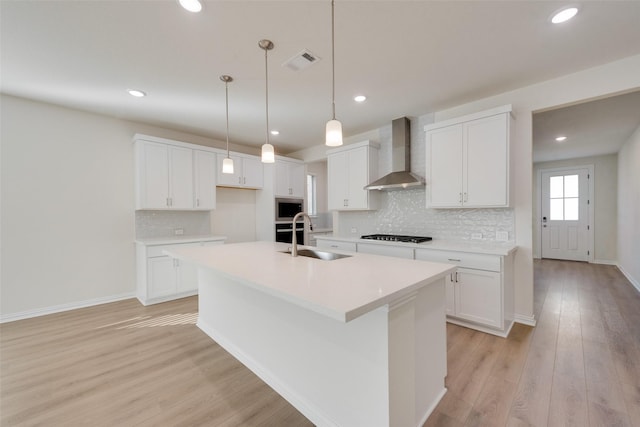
xmin=220 ymin=75 xmax=234 ymax=174
xmin=222 ymin=156 xmax=234 ymax=174
xmin=261 ymin=143 xmax=275 ymax=163
xmin=325 ymin=119 xmax=343 ymax=147
xmin=259 ymin=39 xmax=276 ymax=163
xmin=326 ymin=0 xmax=343 ymax=146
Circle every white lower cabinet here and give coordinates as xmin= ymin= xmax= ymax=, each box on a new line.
xmin=415 ymin=248 xmax=513 ymax=336
xmin=136 ymin=240 xmax=224 ymax=305
xmin=315 ymin=237 xmax=515 ymax=336
xmin=454 ymin=268 xmax=501 ymax=328
xmin=356 ymin=242 xmax=414 ymax=259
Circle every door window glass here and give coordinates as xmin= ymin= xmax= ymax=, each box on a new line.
xmin=549 ymin=174 xmax=579 ymax=221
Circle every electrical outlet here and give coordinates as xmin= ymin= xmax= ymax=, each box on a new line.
xmin=350 ymin=227 xmax=358 ymax=234
xmin=174 ymin=228 xmax=184 ymax=236
xmin=471 ymin=233 xmax=483 ymax=240
xmin=496 ymin=231 xmax=508 ymax=241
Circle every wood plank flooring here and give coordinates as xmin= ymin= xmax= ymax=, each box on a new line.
xmin=425 ymin=259 xmax=640 ymax=427
xmin=1 ymin=259 xmax=639 ymax=426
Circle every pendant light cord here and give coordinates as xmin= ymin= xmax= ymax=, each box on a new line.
xmin=331 ymin=0 xmax=336 ymax=120
xmin=264 ymin=46 xmax=270 ymax=145
xmin=225 ymin=80 xmax=230 ymax=157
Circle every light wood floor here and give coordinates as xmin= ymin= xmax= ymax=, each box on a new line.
xmin=2 ymin=260 xmax=639 ymax=426
xmin=425 ymin=259 xmax=640 ymax=427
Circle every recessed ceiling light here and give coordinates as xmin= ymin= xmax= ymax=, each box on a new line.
xmin=178 ymin=0 xmax=202 ymax=13
xmin=127 ymin=89 xmax=146 ymax=98
xmin=551 ymin=7 xmax=578 ymax=24
xmin=354 ymin=95 xmax=367 ymax=103
xmin=555 ymin=136 xmax=567 ymax=142
xmin=270 ymin=130 xmax=280 ymax=135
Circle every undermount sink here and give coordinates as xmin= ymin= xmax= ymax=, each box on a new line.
xmin=281 ymin=248 xmax=351 ymax=261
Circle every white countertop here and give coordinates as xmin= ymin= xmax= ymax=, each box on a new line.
xmin=165 ymin=241 xmax=455 ymax=323
xmin=315 ymin=235 xmax=517 ymax=256
xmin=135 ymin=235 xmax=227 ymax=246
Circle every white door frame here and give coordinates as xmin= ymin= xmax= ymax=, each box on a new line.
xmin=535 ymin=164 xmax=595 ymax=262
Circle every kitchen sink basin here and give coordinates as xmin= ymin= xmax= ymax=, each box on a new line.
xmin=281 ymin=248 xmax=351 ymax=261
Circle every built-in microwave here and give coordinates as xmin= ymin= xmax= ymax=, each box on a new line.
xmin=275 ymin=198 xmax=303 ymax=221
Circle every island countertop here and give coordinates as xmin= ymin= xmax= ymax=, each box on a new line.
xmin=164 ymin=241 xmax=455 ymax=322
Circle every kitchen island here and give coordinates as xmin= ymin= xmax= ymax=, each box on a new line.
xmin=165 ymin=241 xmax=455 ymax=427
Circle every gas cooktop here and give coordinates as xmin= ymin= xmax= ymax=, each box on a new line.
xmin=360 ymin=234 xmax=433 ymax=244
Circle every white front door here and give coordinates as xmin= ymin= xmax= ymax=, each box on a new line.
xmin=541 ymin=168 xmax=590 ymax=261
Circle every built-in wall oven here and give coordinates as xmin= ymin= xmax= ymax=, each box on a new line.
xmin=275 ymin=223 xmax=304 ymax=245
xmin=275 ymin=198 xmax=304 ymax=244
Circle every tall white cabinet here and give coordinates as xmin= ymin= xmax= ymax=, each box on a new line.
xmin=425 ymin=105 xmax=512 ymax=208
xmin=327 ymin=141 xmax=379 ymax=211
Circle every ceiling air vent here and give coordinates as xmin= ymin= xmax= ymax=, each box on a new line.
xmin=282 ymin=49 xmax=321 ymax=71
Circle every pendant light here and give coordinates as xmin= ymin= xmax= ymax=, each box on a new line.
xmin=325 ymin=0 xmax=343 ymax=147
xmin=259 ymin=39 xmax=275 ymax=163
xmin=220 ymin=75 xmax=234 ymax=174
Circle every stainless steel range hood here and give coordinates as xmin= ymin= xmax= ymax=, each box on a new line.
xmin=364 ymin=117 xmax=425 ymax=191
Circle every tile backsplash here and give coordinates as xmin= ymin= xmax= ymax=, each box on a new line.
xmin=336 ymin=188 xmax=514 ymax=242
xmin=135 ymin=211 xmax=212 ymax=239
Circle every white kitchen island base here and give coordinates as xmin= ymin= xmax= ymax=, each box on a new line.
xmin=196 ymin=267 xmax=447 ymax=427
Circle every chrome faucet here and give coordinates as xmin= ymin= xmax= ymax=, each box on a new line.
xmin=291 ymin=212 xmax=312 ymax=257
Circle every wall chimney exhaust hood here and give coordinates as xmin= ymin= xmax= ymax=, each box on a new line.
xmin=364 ymin=117 xmax=425 ymax=191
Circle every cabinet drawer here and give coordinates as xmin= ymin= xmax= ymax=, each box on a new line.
xmin=317 ymin=240 xmax=357 ymax=252
xmin=357 ymin=243 xmax=414 ymax=259
xmin=415 ymin=249 xmax=500 ymax=272
xmin=146 ymin=241 xmax=222 ymax=258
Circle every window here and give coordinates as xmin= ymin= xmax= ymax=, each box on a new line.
xmin=549 ymin=174 xmax=579 ymax=220
xmin=307 ymin=174 xmax=317 ymax=216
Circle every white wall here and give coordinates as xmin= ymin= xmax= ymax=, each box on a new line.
xmin=306 ymin=161 xmax=328 ymax=213
xmin=617 ymin=125 xmax=640 ymax=291
xmin=0 ymin=94 xmax=258 ymax=320
xmin=210 ymin=188 xmax=257 ymax=243
xmin=533 ymin=154 xmax=618 ymax=263
xmin=1 ymin=95 xmax=136 ymax=318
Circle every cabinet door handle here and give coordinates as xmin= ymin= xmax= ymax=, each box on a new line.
xmin=455 ymin=272 xmax=459 ymax=282
xmin=238 ymin=177 xmax=242 ymax=184
xmin=244 ymin=177 xmax=246 ymax=184
xmin=448 ymin=258 xmax=461 ymax=262
xmin=459 ymin=192 xmax=462 ymax=203
xmin=196 ymin=198 xmax=200 ymax=207
xmin=463 ymin=192 xmax=468 ymax=202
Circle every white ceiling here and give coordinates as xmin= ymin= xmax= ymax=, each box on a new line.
xmin=2 ymin=1 xmax=640 ymax=156
xmin=533 ymin=90 xmax=640 ymax=163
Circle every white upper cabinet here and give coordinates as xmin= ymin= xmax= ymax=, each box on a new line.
xmin=135 ymin=140 xmax=194 ymax=210
xmin=425 ymin=105 xmax=512 ymax=208
xmin=216 ymin=153 xmax=264 ymax=189
xmin=327 ymin=141 xmax=379 ymax=211
xmin=193 ymin=150 xmax=217 ymax=210
xmin=275 ymin=159 xmax=305 ymax=198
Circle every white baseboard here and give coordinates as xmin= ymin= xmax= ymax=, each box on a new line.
xmin=592 ymin=259 xmax=617 ymax=265
xmin=617 ymin=264 xmax=640 ymax=293
xmin=514 ymin=313 xmax=537 ymax=327
xmin=0 ymin=292 xmax=136 ymax=323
